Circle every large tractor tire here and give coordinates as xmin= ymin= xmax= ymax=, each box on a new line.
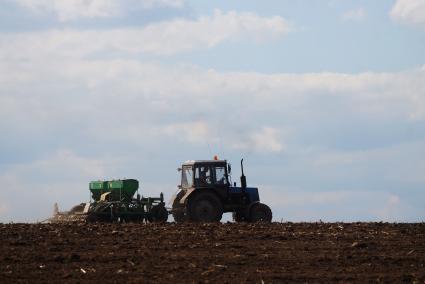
xmin=148 ymin=205 xmax=169 ymax=223
xmin=249 ymin=203 xmax=272 ymax=222
xmin=188 ymin=191 xmax=223 ymax=222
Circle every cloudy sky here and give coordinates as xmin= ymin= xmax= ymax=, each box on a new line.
xmin=0 ymin=0 xmax=424 ymax=222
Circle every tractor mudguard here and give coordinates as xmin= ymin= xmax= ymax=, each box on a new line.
xmin=169 ymin=189 xmax=191 ymax=208
xmin=169 ymin=191 xmax=181 ymax=207
xmin=178 ymin=188 xmax=196 ymax=205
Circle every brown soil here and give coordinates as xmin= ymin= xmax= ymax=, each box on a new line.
xmin=0 ymin=222 xmax=424 ymax=283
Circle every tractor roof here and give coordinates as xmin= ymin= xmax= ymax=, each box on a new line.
xmin=182 ymin=160 xmax=227 ymax=166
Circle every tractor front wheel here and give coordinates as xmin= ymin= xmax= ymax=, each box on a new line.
xmin=188 ymin=192 xmax=223 ymax=222
xmin=249 ymin=203 xmax=272 ymax=222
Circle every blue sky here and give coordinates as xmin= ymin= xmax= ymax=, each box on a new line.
xmin=0 ymin=0 xmax=424 ymax=222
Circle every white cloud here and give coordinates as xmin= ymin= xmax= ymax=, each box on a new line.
xmin=0 ymin=10 xmax=289 ymax=57
xmin=37 ymin=149 xmax=107 ymax=178
xmin=14 ymin=0 xmax=184 ymax=22
xmin=260 ymin=187 xmax=417 ymax=222
xmin=261 ymin=187 xmax=352 ymax=208
xmin=0 ymin=149 xmax=112 ymax=222
xmin=340 ymin=8 xmax=366 ymax=22
xmin=309 ymin=140 xmax=425 ymax=184
xmin=163 ymin=121 xmax=212 ymax=144
xmin=1 ymin=56 xmax=425 ymax=158
xmin=232 ymin=127 xmax=284 ymax=153
xmin=15 ymin=0 xmax=119 ymax=21
xmin=140 ymin=0 xmax=184 ymax=9
xmin=7 ymin=149 xmax=108 ymax=180
xmin=1 ymin=2 xmax=424 ymax=223
xmin=161 ymin=123 xmax=284 ymax=153
xmin=0 ymin=19 xmax=424 ymax=222
xmin=1 ymin=59 xmax=425 ymax=145
xmin=0 ymin=59 xmax=424 ymax=221
xmin=373 ymin=194 xmax=403 ymax=220
xmin=250 ymin=127 xmax=284 ymax=153
xmin=390 ymin=0 xmax=425 ymax=26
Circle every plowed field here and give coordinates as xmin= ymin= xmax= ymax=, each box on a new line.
xmin=1 ymin=222 xmax=424 ymax=283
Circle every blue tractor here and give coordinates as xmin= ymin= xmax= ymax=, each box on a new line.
xmin=170 ymin=158 xmax=272 ymax=222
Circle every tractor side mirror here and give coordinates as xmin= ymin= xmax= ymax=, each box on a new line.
xmin=177 ymin=167 xmax=182 ymax=172
xmin=227 ymin=164 xmax=232 ymax=174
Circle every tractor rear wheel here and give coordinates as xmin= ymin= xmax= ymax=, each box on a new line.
xmin=188 ymin=192 xmax=223 ymax=222
xmin=249 ymin=203 xmax=272 ymax=222
xmin=172 ymin=210 xmax=186 ymax=223
xmin=171 ymin=190 xmax=186 ymax=222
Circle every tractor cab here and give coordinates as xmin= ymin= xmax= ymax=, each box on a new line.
xmin=180 ymin=160 xmax=229 ymax=188
xmin=171 ymin=158 xmax=272 ymax=223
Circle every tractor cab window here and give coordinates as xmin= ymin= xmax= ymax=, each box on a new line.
xmin=195 ymin=166 xmax=213 ymax=186
xmin=181 ymin=166 xmax=193 ymax=188
xmin=215 ymin=166 xmax=227 ymax=185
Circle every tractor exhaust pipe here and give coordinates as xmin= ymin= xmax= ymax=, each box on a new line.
xmin=240 ymin=159 xmax=247 ymax=189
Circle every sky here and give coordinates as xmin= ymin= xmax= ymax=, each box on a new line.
xmin=0 ymin=0 xmax=424 ymax=222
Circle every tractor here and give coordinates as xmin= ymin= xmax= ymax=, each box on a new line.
xmin=170 ymin=158 xmax=272 ymax=222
